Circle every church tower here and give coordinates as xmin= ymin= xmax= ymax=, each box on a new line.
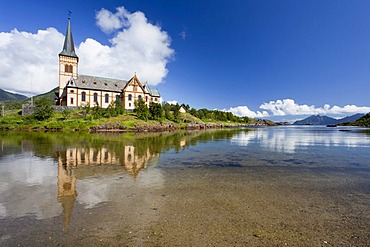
xmin=59 ymin=17 xmax=78 ymax=105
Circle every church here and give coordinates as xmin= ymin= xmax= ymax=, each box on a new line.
xmin=57 ymin=17 xmax=161 ymax=110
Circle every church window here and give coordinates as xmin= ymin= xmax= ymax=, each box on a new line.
xmin=81 ymin=92 xmax=86 ymax=102
xmin=105 ymin=94 xmax=109 ymax=103
xmin=146 ymin=96 xmax=148 ymax=102
xmin=138 ymin=95 xmax=142 ymax=100
xmin=65 ymin=64 xmax=73 ymax=73
xmin=70 ymin=98 xmax=74 ymax=105
xmin=129 ymin=103 xmax=131 ymax=107
xmin=128 ymin=94 xmax=132 ymax=101
xmin=93 ymin=93 xmax=98 ymax=102
xmin=115 ymin=95 xmax=120 ymax=103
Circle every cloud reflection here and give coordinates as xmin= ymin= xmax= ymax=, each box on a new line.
xmin=231 ymin=127 xmax=370 ymax=153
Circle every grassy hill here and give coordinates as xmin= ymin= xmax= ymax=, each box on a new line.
xmin=31 ymin=87 xmax=58 ymax=104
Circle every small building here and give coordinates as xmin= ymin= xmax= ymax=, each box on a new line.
xmin=57 ymin=17 xmax=161 ymax=109
xmin=179 ymin=106 xmax=187 ymax=113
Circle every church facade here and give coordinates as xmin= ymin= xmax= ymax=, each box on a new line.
xmin=57 ymin=18 xmax=161 ymax=110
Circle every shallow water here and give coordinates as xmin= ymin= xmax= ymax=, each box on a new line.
xmin=0 ymin=127 xmax=369 ymax=246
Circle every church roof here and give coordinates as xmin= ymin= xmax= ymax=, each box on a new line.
xmin=66 ymin=74 xmax=161 ymax=97
xmin=67 ymin=75 xmax=127 ymax=92
xmin=143 ymin=82 xmax=161 ymax=97
xmin=59 ymin=17 xmax=78 ymax=59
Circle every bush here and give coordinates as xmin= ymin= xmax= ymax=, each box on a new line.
xmin=33 ymin=97 xmax=54 ymax=121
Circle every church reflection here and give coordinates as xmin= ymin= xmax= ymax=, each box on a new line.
xmin=56 ymin=144 xmax=160 ymax=230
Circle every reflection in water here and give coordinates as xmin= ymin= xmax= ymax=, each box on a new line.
xmin=56 ymin=145 xmax=159 ymax=229
xmin=0 ymin=127 xmax=369 ymax=233
xmin=231 ymin=127 xmax=370 ymax=153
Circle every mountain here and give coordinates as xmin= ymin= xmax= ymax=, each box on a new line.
xmin=293 ymin=115 xmax=338 ymax=125
xmin=337 ymin=113 xmax=365 ymax=123
xmin=0 ymin=89 xmax=27 ymax=101
xmin=294 ymin=114 xmax=365 ymax=125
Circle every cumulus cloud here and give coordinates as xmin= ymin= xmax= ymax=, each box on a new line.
xmin=225 ymin=106 xmax=269 ymax=118
xmin=85 ymin=6 xmax=174 ymax=85
xmin=0 ymin=28 xmax=63 ymax=95
xmin=260 ymin=99 xmax=370 ymax=116
xmin=0 ymin=6 xmax=173 ymax=95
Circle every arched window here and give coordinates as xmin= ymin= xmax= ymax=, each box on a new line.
xmin=93 ymin=93 xmax=98 ymax=102
xmin=115 ymin=95 xmax=120 ymax=103
xmin=81 ymin=92 xmax=86 ymax=102
xmin=138 ymin=95 xmax=142 ymax=100
xmin=128 ymin=94 xmax=132 ymax=101
xmin=105 ymin=94 xmax=109 ymax=103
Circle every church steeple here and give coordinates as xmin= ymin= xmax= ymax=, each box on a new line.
xmin=59 ymin=17 xmax=78 ymax=60
xmin=58 ymin=16 xmax=79 ymax=105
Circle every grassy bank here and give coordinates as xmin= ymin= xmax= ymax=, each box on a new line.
xmin=0 ymin=109 xmax=271 ymax=132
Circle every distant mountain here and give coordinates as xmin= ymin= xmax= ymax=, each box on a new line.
xmin=293 ymin=115 xmax=337 ymax=125
xmin=293 ymin=114 xmax=365 ymax=125
xmin=338 ymin=113 xmax=365 ymax=123
xmin=0 ymin=89 xmax=27 ymax=101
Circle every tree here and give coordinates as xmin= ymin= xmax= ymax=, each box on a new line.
xmin=33 ymin=97 xmax=54 ymax=121
xmin=173 ymin=103 xmax=181 ymax=122
xmin=92 ymin=102 xmax=102 ymax=119
xmin=162 ymin=102 xmax=173 ymax=120
xmin=149 ymin=102 xmax=163 ymax=120
xmin=134 ymin=98 xmax=150 ymax=121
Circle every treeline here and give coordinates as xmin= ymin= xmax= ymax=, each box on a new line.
xmin=135 ymin=100 xmax=250 ymax=123
xmin=5 ymin=97 xmax=249 ymax=124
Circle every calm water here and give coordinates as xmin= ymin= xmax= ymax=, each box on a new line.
xmin=0 ymin=126 xmax=369 ymax=246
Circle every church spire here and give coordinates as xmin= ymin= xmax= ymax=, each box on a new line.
xmin=59 ymin=17 xmax=78 ymax=59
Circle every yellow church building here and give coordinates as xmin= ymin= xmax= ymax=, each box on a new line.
xmin=57 ymin=17 xmax=161 ymax=109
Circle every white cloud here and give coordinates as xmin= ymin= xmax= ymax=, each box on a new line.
xmin=260 ymin=99 xmax=370 ymax=116
xmin=0 ymin=28 xmax=63 ymax=95
xmin=95 ymin=7 xmax=127 ymax=33
xmin=166 ymin=100 xmax=178 ymax=105
xmin=0 ymin=6 xmax=173 ymax=95
xmin=87 ymin=7 xmax=174 ymax=85
xmin=226 ymin=106 xmax=269 ymax=118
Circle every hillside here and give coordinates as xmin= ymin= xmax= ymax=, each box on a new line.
xmin=30 ymin=87 xmax=58 ymax=104
xmin=294 ymin=114 xmax=365 ymax=125
xmin=352 ymin=113 xmax=370 ymax=127
xmin=0 ymin=89 xmax=27 ymax=101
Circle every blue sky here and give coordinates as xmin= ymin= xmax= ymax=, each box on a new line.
xmin=1 ymin=0 xmax=370 ymax=120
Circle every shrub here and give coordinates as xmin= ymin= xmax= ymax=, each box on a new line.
xmin=33 ymin=97 xmax=54 ymax=121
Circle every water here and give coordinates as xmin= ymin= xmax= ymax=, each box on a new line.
xmin=0 ymin=126 xmax=369 ymax=246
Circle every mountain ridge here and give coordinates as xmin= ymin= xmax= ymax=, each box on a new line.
xmin=0 ymin=89 xmax=28 ymax=101
xmin=293 ymin=114 xmax=365 ymax=125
